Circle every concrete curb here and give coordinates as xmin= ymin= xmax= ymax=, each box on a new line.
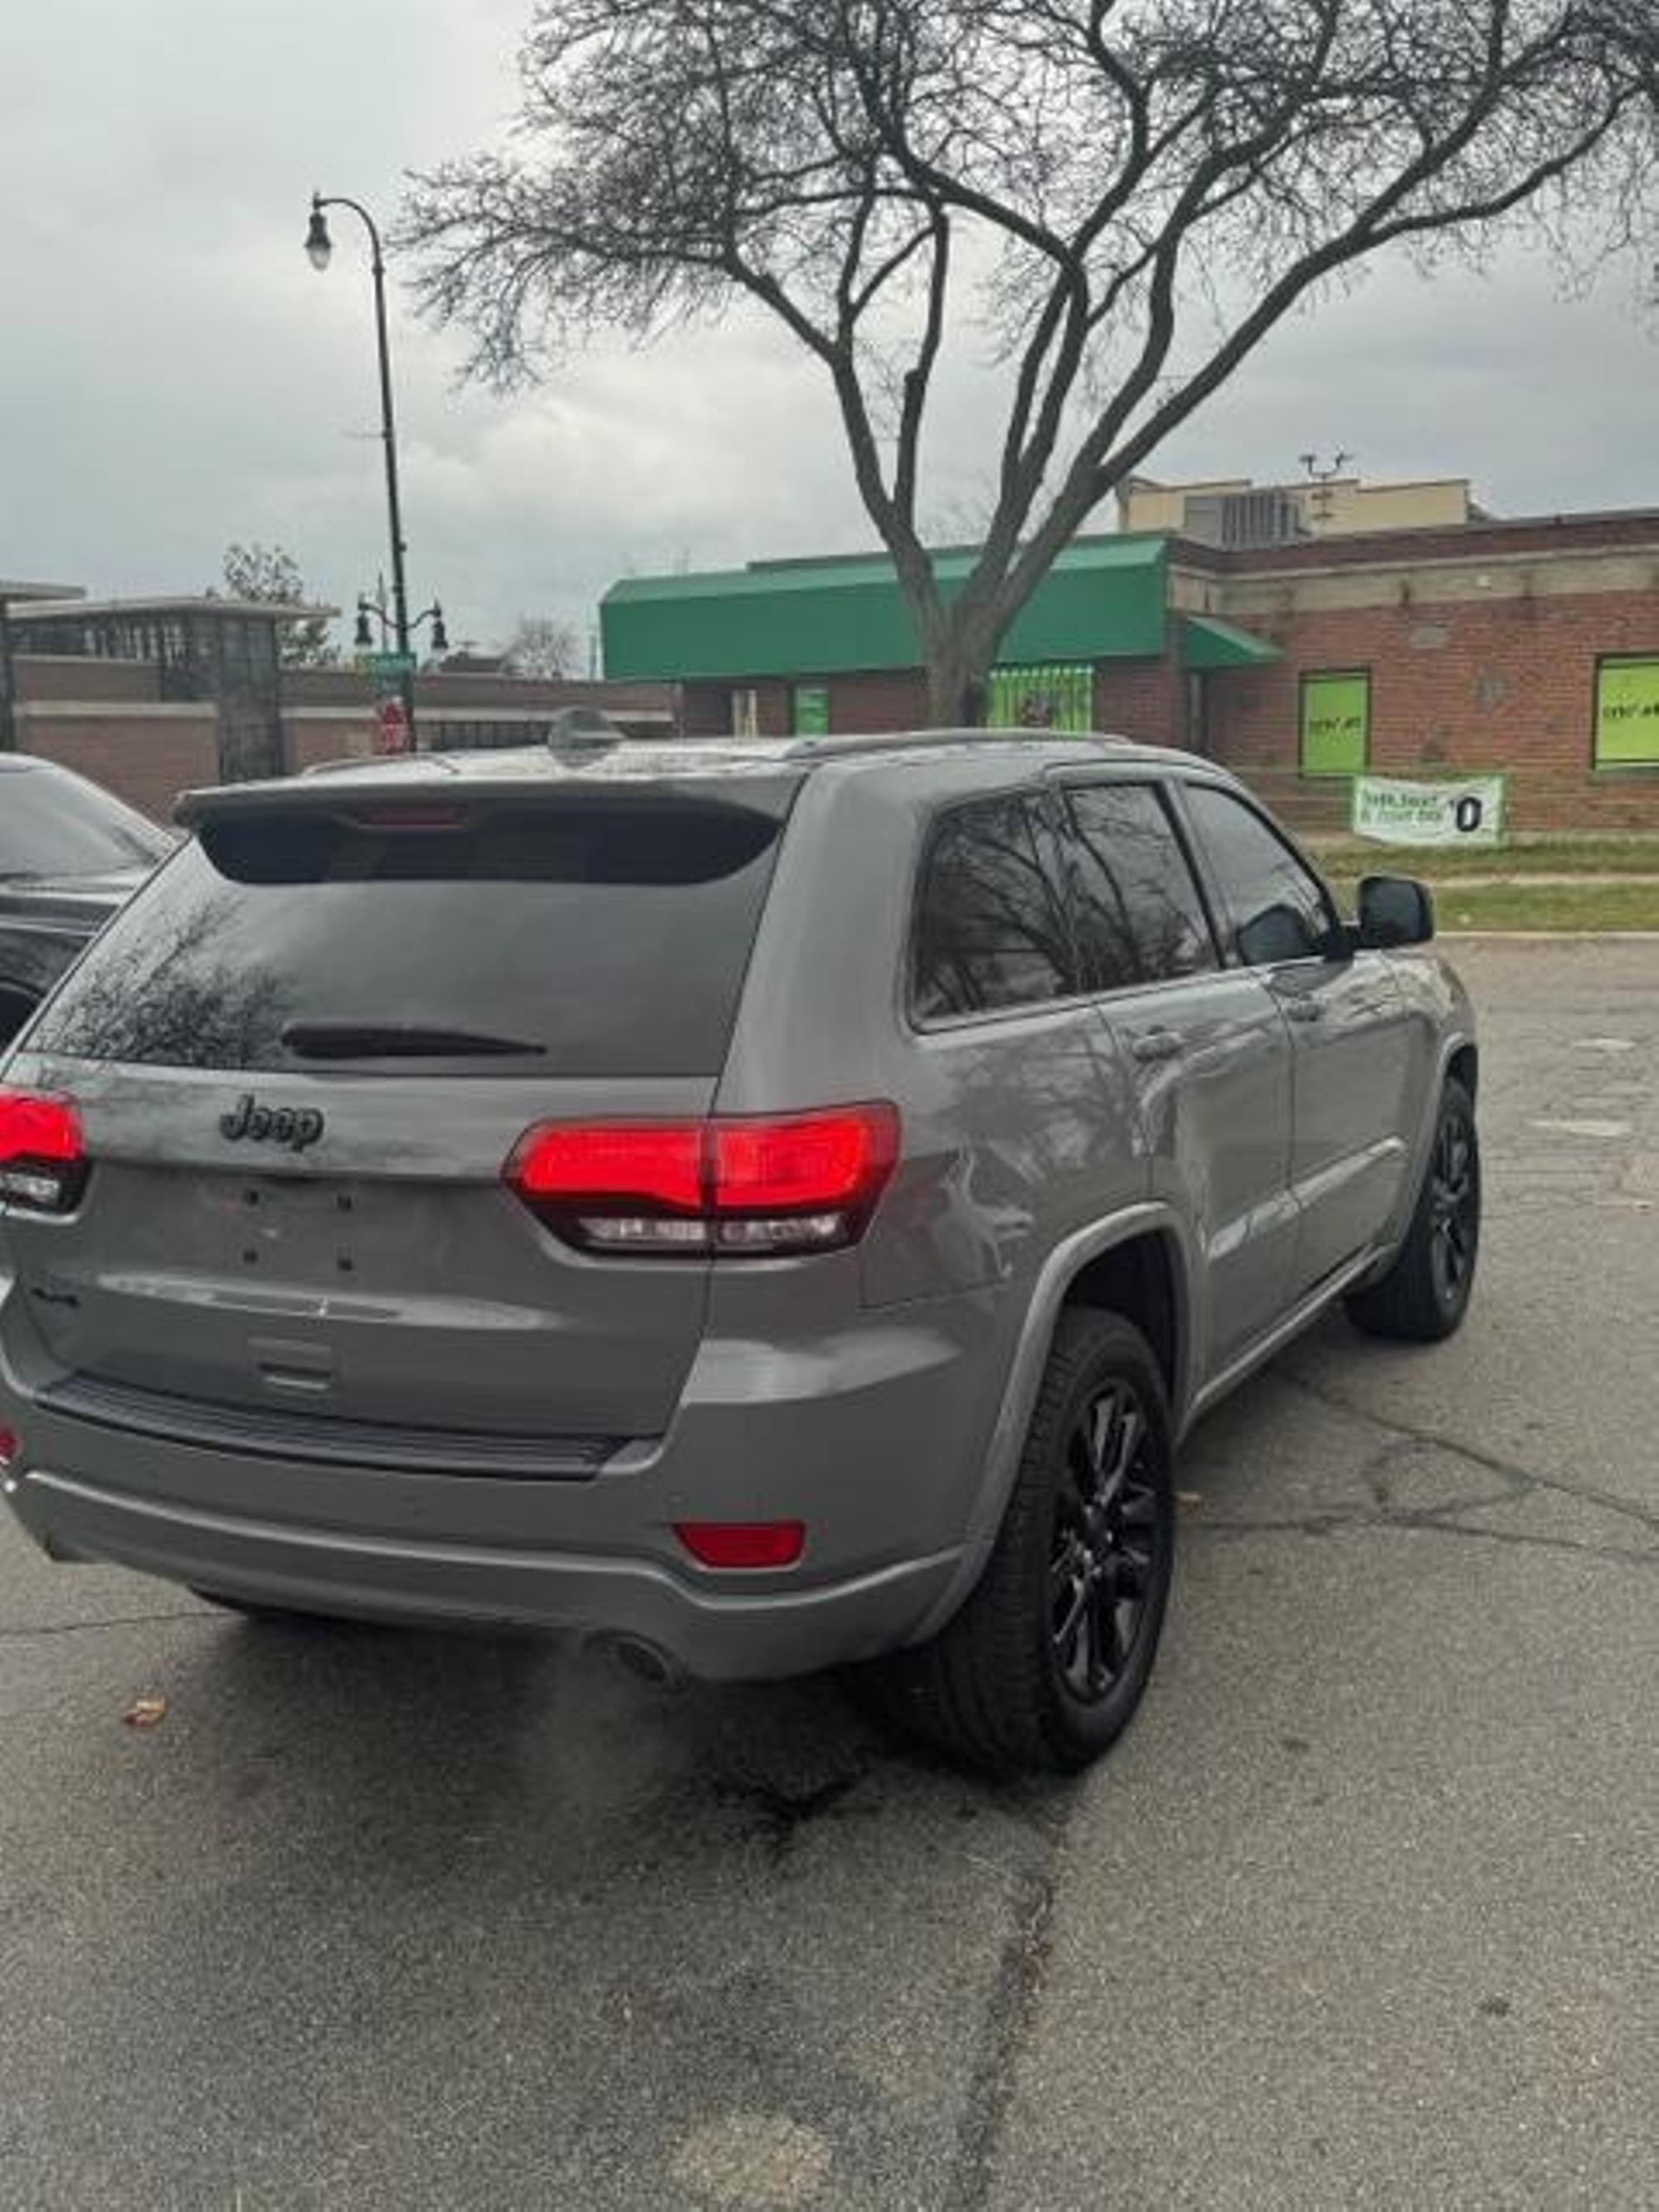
xmin=1438 ymin=929 xmax=1659 ymax=941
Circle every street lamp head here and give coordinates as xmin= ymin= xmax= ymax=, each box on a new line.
xmin=305 ymin=198 xmax=333 ymax=272
xmin=430 ymin=605 xmax=450 ymax=656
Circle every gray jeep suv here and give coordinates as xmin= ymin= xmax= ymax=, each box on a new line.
xmin=0 ymin=732 xmax=1478 ymax=1772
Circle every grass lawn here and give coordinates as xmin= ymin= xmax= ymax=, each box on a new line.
xmin=1321 ymin=877 xmax=1659 ymax=932
xmin=1310 ymin=831 xmax=1659 ymax=929
xmin=1308 ymin=834 xmax=1659 ymax=882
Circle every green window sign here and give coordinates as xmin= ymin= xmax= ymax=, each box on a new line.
xmin=988 ymin=663 xmax=1094 ymax=734
xmin=792 ymin=683 xmax=830 ymax=737
xmin=1594 ymin=657 xmax=1659 ymax=767
xmin=1301 ymin=670 xmax=1370 ymax=776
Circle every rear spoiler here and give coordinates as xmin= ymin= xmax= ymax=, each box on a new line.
xmin=173 ymin=763 xmax=802 ymax=833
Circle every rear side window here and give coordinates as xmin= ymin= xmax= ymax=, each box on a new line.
xmin=0 ymin=761 xmax=172 ymax=878
xmin=1061 ymin=783 xmax=1216 ymax=990
xmin=28 ymin=796 xmax=789 ymax=1077
xmin=1181 ymin=783 xmax=1335 ymax=965
xmin=912 ymin=795 xmax=1073 ymax=1020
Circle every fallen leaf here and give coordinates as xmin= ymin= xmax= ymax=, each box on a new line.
xmin=123 ymin=1695 xmax=168 ymax=1730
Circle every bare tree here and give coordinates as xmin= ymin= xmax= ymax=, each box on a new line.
xmin=215 ymin=542 xmax=338 ymax=668
xmin=401 ymin=1 xmax=1659 ymax=722
xmin=501 ymin=611 xmax=582 ymax=678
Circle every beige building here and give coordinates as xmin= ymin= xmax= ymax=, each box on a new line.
xmin=1118 ymin=472 xmax=1481 ymax=545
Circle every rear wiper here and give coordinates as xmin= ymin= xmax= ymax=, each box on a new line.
xmin=280 ymin=1022 xmax=546 ymax=1059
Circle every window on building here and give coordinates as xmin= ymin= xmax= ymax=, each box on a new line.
xmin=1299 ymin=669 xmax=1370 ymax=775
xmin=1181 ymin=783 xmax=1336 ymax=965
xmin=1061 ymin=784 xmax=1217 ymax=989
xmin=988 ymin=663 xmax=1095 ymax=735
xmin=912 ymin=795 xmax=1074 ymax=1020
xmin=1593 ymin=657 xmax=1659 ymax=768
xmin=792 ymin=683 xmax=830 ymax=737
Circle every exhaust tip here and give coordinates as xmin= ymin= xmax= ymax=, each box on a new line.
xmin=601 ymin=1633 xmax=684 ymax=1689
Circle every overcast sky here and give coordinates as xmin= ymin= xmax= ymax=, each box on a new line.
xmin=5 ymin=1 xmax=1658 ymax=664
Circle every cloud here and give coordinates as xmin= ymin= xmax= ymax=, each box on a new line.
xmin=4 ymin=1 xmax=1657 ymax=657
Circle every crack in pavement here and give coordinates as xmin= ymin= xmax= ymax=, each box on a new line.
xmin=1277 ymin=1369 xmax=1659 ymax=1537
xmin=1187 ymin=1370 xmax=1659 ymax=1569
xmin=943 ymin=1861 xmax=1057 ymax=2212
xmin=1194 ymin=1505 xmax=1659 ymax=1571
xmin=0 ymin=1607 xmax=209 ymax=1641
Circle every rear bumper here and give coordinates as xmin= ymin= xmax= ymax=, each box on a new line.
xmin=0 ymin=1286 xmax=1005 ymax=1680
xmin=7 ymin=1466 xmax=960 ymax=1680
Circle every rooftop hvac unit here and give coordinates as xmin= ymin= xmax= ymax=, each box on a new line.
xmin=1181 ymin=489 xmax=1309 ymax=550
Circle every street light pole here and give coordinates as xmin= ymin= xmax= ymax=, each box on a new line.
xmin=307 ymin=190 xmax=418 ymax=744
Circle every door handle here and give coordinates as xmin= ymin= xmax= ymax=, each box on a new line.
xmin=1129 ymin=1029 xmax=1183 ymax=1064
xmin=1282 ymin=996 xmax=1326 ymax=1024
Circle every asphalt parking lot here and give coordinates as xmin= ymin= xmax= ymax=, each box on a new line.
xmin=2 ymin=937 xmax=1655 ymax=2212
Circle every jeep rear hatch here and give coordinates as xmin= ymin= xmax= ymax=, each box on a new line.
xmin=2 ymin=780 xmax=796 ymax=1446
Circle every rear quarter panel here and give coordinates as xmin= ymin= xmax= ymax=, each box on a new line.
xmin=716 ymin=760 xmax=1151 ymax=1307
xmin=713 ymin=762 xmax=1152 ymax=1552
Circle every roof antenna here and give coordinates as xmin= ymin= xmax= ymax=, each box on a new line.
xmin=1300 ymin=450 xmax=1353 ymax=530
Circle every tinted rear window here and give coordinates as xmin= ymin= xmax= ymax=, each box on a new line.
xmin=912 ymin=795 xmax=1074 ymax=1020
xmin=29 ymin=797 xmax=788 ymax=1076
xmin=1061 ymin=783 xmax=1217 ymax=989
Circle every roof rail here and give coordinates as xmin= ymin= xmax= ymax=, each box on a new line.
xmin=781 ymin=726 xmax=1107 ymax=761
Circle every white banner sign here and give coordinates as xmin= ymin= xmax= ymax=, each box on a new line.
xmin=1351 ymin=774 xmax=1506 ymax=848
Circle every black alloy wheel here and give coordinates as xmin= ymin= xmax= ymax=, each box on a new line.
xmin=1050 ymin=1378 xmax=1164 ymax=1704
xmin=1428 ymin=1111 xmax=1477 ymax=1309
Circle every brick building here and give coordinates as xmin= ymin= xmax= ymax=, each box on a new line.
xmin=601 ymin=490 xmax=1659 ymax=834
xmin=0 ymin=584 xmax=673 ymax=819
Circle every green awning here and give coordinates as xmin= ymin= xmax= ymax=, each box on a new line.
xmin=602 ymin=537 xmax=1170 ymax=682
xmin=1181 ymin=613 xmax=1281 ymax=670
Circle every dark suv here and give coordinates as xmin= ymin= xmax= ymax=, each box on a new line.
xmin=0 ymin=733 xmax=1478 ymax=1772
xmin=0 ymin=755 xmax=171 ymax=1045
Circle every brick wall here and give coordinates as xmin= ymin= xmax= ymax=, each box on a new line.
xmin=1207 ymin=591 xmax=1659 ymax=832
xmin=1095 ymin=650 xmax=1187 ymax=746
xmin=280 ymin=665 xmax=677 ymax=718
xmin=681 ymin=677 xmax=794 ymax=736
xmin=689 ymin=664 xmax=1175 ymax=740
xmin=284 ymin=714 xmax=375 ymax=774
xmin=829 ymin=670 xmax=928 ymax=731
xmin=19 ymin=712 xmax=218 ymax=821
xmin=12 ymin=654 xmax=163 ymax=703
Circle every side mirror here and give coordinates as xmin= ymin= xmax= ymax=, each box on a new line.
xmin=1357 ymin=874 xmax=1434 ymax=949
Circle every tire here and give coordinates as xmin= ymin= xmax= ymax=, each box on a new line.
xmin=862 ymin=1310 xmax=1176 ymax=1775
xmin=1346 ymin=1077 xmax=1480 ymax=1343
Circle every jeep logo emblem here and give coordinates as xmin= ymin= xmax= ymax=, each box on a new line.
xmin=219 ymin=1093 xmax=325 ymax=1154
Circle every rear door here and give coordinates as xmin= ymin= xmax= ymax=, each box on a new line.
xmin=3 ymin=781 xmax=793 ymax=1444
xmin=1175 ymin=780 xmax=1416 ymax=1298
xmin=1053 ymin=775 xmax=1297 ymax=1379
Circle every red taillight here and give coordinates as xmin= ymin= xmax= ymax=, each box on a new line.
xmin=509 ymin=1123 xmax=704 ymax=1215
xmin=506 ymin=1103 xmax=898 ymax=1257
xmin=674 ymin=1520 xmax=805 ymax=1569
xmin=0 ymin=1427 xmax=17 ymax=1474
xmin=710 ymin=1110 xmax=897 ymax=1215
xmin=0 ymin=1089 xmax=85 ymax=1213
